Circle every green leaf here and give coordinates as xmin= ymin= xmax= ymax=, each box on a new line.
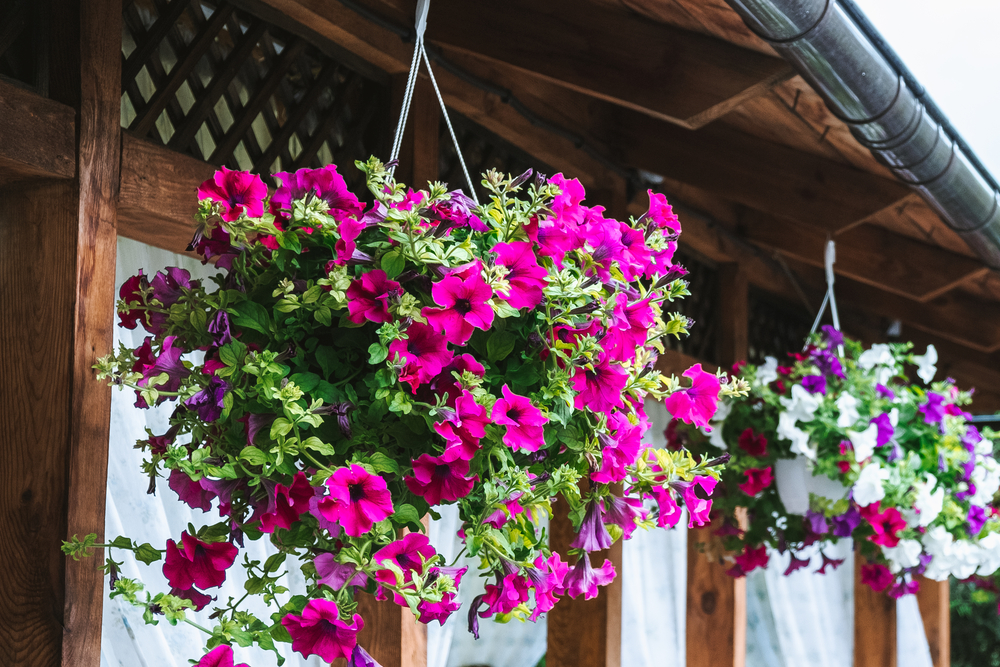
xmin=218 ymin=340 xmax=248 ymax=367
xmin=391 ymin=503 xmax=421 ymax=526
xmin=240 ymin=446 xmax=269 ymax=466
xmin=313 ymin=380 xmax=339 ymax=405
xmin=197 ymin=522 xmax=231 ymax=543
xmin=276 ymin=230 xmax=302 ymax=253
xmin=314 ymin=306 xmax=332 ymax=327
xmin=368 ymin=342 xmax=388 ymax=365
xmin=487 ymin=331 xmax=516 ymax=362
xmin=303 ymin=436 xmax=336 ymax=456
xmin=289 ymin=372 xmax=321 ymax=393
xmin=365 ymin=451 xmax=400 ymax=475
xmin=264 ymin=552 xmax=287 ymax=572
xmin=108 ymin=536 xmax=133 ymax=550
xmin=134 ymin=543 xmax=162 ymax=565
xmin=301 ymin=285 xmax=323 ymax=304
xmin=380 ymin=250 xmax=406 ymax=279
xmin=270 ymin=418 xmax=293 ymax=440
xmin=232 ymin=301 xmax=271 ymax=335
xmin=315 ymin=346 xmax=341 ymax=379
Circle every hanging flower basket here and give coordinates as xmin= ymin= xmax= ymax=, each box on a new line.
xmin=678 ymin=326 xmax=1000 ymax=598
xmin=64 ymin=158 xmax=743 ymax=665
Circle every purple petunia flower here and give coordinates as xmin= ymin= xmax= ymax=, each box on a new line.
xmin=831 ymin=505 xmax=861 ymax=537
xmin=801 ymin=375 xmax=827 ymax=395
xmin=805 ymin=509 xmax=830 ymax=535
xmin=919 ymin=392 xmax=947 ymax=425
xmin=184 ymin=376 xmax=230 ymax=422
xmin=876 ymin=384 xmax=896 ymax=400
xmin=870 ymin=413 xmax=895 ymax=448
xmin=821 ymin=325 xmax=844 ymax=348
xmin=968 ymin=505 xmax=988 ymax=536
xmin=571 ymin=500 xmax=613 ymax=552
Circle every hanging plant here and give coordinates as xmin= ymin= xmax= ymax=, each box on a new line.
xmin=63 ymin=158 xmax=744 ymax=666
xmin=677 ymin=326 xmax=1000 ymax=598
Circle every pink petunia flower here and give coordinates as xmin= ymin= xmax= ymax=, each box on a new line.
xmin=422 ymin=272 xmax=494 ymax=346
xmin=373 ymin=533 xmax=437 ymax=586
xmin=564 ymin=553 xmax=616 ymax=600
xmin=676 ymin=475 xmax=717 ymax=528
xmin=571 ymin=354 xmax=629 ymax=414
xmin=346 ymin=269 xmax=400 ymax=324
xmin=527 ymin=174 xmax=587 ymax=265
xmin=162 ymin=531 xmax=238 ymax=590
xmin=134 ymin=336 xmax=191 ymax=408
xmin=314 ymin=553 xmax=368 ymax=590
xmin=271 ymin=164 xmax=363 ymax=222
xmin=168 ymin=469 xmax=216 ymax=512
xmin=260 ymin=472 xmax=313 ymax=533
xmin=333 ymin=216 xmax=375 ymax=266
xmin=650 ymin=486 xmax=684 ymax=528
xmin=118 ymin=271 xmax=151 ymax=330
xmin=194 ymin=645 xmax=249 ymax=667
xmin=482 ymin=572 xmax=531 ymax=615
xmin=282 ymin=598 xmax=363 ymax=663
xmin=492 ymin=241 xmax=548 ymax=310
xmin=491 ymin=385 xmax=548 ymax=452
xmin=579 ymin=214 xmax=625 ymax=280
xmin=483 ymin=493 xmax=526 ymax=529
xmin=171 ymin=586 xmax=214 ymax=612
xmin=730 ymin=545 xmax=769 ymax=577
xmin=389 ymin=322 xmax=454 ymax=390
xmin=197 ymin=167 xmax=267 ymax=222
xmin=417 ymin=565 xmax=467 ymax=625
xmin=738 ymin=428 xmax=768 ymax=457
xmin=859 ymin=502 xmax=907 ymax=547
xmin=435 ymin=391 xmax=490 ymax=461
xmin=417 ymin=353 xmax=485 ymax=406
xmin=428 ymin=191 xmax=487 ymax=232
xmin=603 ymin=295 xmax=655 ymax=363
xmin=617 ymin=221 xmax=653 ymax=280
xmin=860 ymin=562 xmax=894 ymax=592
xmin=662 ymin=364 xmax=721 ymax=428
xmin=601 ymin=495 xmax=646 ymax=540
xmin=405 ymin=454 xmax=477 ymax=505
xmin=738 ymin=467 xmax=774 ymax=496
xmin=591 ymin=410 xmax=644 ymax=484
xmin=317 ymin=464 xmax=394 ymax=537
xmin=571 ymin=500 xmax=613 ymax=552
xmin=529 ymin=552 xmax=570 ymax=620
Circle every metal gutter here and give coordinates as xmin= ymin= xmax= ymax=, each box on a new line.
xmin=723 ymin=0 xmax=1000 ymax=268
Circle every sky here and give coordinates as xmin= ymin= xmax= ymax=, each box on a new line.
xmin=853 ymin=0 xmax=1000 ymax=180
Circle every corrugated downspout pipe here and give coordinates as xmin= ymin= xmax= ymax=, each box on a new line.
xmin=723 ymin=0 xmax=1000 ymax=268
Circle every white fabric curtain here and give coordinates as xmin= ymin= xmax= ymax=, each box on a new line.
xmin=102 ymin=240 xmax=935 ymax=667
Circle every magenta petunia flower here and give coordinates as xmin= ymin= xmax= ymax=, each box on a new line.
xmin=617 ymin=221 xmax=653 ymax=280
xmin=418 ymin=353 xmax=485 ymax=405
xmin=801 ymin=374 xmax=826 ymax=395
xmin=737 ymin=427 xmax=768 ymax=457
xmin=483 ymin=493 xmax=526 ymax=529
xmin=416 ymin=565 xmax=467 ymax=625
xmin=197 ymin=166 xmax=267 ymax=222
xmin=346 ymin=269 xmax=400 ymax=324
xmin=870 ymin=413 xmax=895 ymax=447
xmin=184 ymin=375 xmax=230 ymax=422
xmin=888 ymin=578 xmax=920 ymax=598
xmin=564 ymin=553 xmax=616 ymax=600
xmin=602 ymin=495 xmax=646 ymax=540
xmin=482 ymin=572 xmax=531 ymax=615
xmin=145 ymin=267 xmax=194 ymax=333
xmin=491 ymin=384 xmax=547 ymax=452
xmin=579 ymin=214 xmax=625 ymax=281
xmin=571 ymin=354 xmax=629 ymax=414
xmin=314 ymin=553 xmax=368 ymax=589
xmin=527 ymin=173 xmax=586 ymax=265
xmin=650 ymin=486 xmax=684 ymax=528
xmin=731 ymin=545 xmax=769 ymax=577
xmin=373 ymin=533 xmax=437 ymax=586
xmin=662 ymin=364 xmax=721 ymax=428
xmin=860 ymin=502 xmax=907 ymax=547
xmin=676 ymin=475 xmax=717 ymax=528
xmin=171 ymin=585 xmax=214 ymax=611
xmin=135 ymin=336 xmax=191 ymax=408
xmin=317 ymin=464 xmax=394 ymax=537
xmin=816 ymin=552 xmax=846 ymax=574
xmin=435 ymin=391 xmax=489 ymax=461
xmin=738 ymin=466 xmax=774 ymax=496
xmin=604 ymin=295 xmax=655 ymax=363
xmin=783 ymin=553 xmax=811 ymax=576
xmin=194 ymin=645 xmax=249 ymax=667
xmin=591 ymin=410 xmax=643 ymax=483
xmin=492 ymin=241 xmax=548 ymax=310
xmin=528 ymin=552 xmax=570 ymax=620
xmin=389 ymin=322 xmax=454 ymax=390
xmin=162 ymin=531 xmax=238 ymax=590
xmin=271 ymin=164 xmax=363 ymax=222
xmin=282 ymin=598 xmax=363 ymax=663
xmin=422 ymin=272 xmax=494 ymax=346
xmin=860 ymin=562 xmax=894 ymax=592
xmin=405 ymin=453 xmax=477 ymax=505
xmin=428 ymin=191 xmax=488 ymax=232
xmin=571 ymin=500 xmax=613 ymax=552
xmin=260 ymin=472 xmax=313 ymax=533
xmin=333 ymin=216 xmax=376 ymax=266
xmin=118 ymin=270 xmax=151 ymax=330
xmin=168 ymin=469 xmax=216 ymax=512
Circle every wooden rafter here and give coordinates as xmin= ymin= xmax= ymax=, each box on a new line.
xmin=0 ymin=78 xmax=76 ymax=181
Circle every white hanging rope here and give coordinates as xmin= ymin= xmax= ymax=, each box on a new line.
xmin=387 ymin=0 xmax=479 ymax=205
xmin=807 ymin=239 xmax=844 ymax=355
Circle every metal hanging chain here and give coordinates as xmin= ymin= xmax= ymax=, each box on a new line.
xmin=387 ymin=0 xmax=478 ymax=205
xmin=807 ymin=239 xmax=844 ymax=355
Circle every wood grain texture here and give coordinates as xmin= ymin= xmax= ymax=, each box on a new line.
xmin=62 ymin=1 xmax=122 ymax=665
xmin=118 ymin=133 xmax=216 ymax=255
xmin=0 ymin=79 xmax=76 ymax=181
xmin=854 ymin=558 xmax=896 ymax=667
xmin=686 ymin=523 xmax=746 ymax=667
xmin=336 ymin=593 xmax=426 ymax=667
xmin=0 ymin=181 xmax=78 ymax=667
xmin=717 ymin=263 xmax=749 ymax=366
xmin=547 ymin=496 xmax=622 ymax=667
xmin=916 ymin=577 xmax=950 ymax=667
xmin=425 ymin=0 xmax=792 ymax=128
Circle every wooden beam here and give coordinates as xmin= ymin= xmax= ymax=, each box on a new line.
xmin=118 ymin=133 xmax=215 ymax=255
xmin=916 ymin=577 xmax=950 ymax=667
xmin=423 ymin=0 xmax=793 ymax=129
xmin=686 ymin=522 xmax=747 ymax=667
xmin=351 ymin=593 xmax=426 ymax=667
xmin=548 ymin=496 xmax=622 ymax=667
xmin=0 ymin=79 xmax=76 ymax=182
xmin=855 ymin=558 xmax=896 ymax=667
xmin=717 ymin=263 xmax=749 ymax=366
xmin=741 ymin=212 xmax=990 ymax=302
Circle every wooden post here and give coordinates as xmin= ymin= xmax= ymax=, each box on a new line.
xmin=917 ymin=577 xmax=950 ymax=667
xmin=390 ymin=74 xmax=441 ymax=189
xmin=547 ymin=497 xmax=622 ymax=667
xmin=854 ymin=558 xmax=897 ymax=667
xmin=0 ymin=2 xmax=120 ymax=666
xmin=342 ymin=594 xmax=427 ymax=667
xmin=685 ymin=261 xmax=748 ymax=667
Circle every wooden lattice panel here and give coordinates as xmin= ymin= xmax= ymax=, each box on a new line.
xmin=0 ymin=0 xmax=47 ymax=93
xmin=120 ymin=0 xmax=390 ymax=189
xmin=747 ymin=287 xmax=813 ymax=364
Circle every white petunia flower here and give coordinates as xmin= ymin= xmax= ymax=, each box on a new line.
xmin=909 ymin=474 xmax=944 ymax=527
xmin=949 ymin=540 xmax=981 ymax=579
xmin=976 ymin=437 xmax=994 ymax=456
xmin=780 ymin=384 xmax=821 ymax=422
xmin=976 ymin=533 xmax=1000 ymax=576
xmin=882 ymin=539 xmax=922 ymax=573
xmin=700 ymin=400 xmax=731 ymax=450
xmin=889 ymin=407 xmax=899 ymax=427
xmin=847 ymin=423 xmax=879 ymax=462
xmin=777 ymin=412 xmax=815 ymax=460
xmin=757 ymin=356 xmax=779 ymax=385
xmin=922 ymin=526 xmax=955 ymax=581
xmin=853 ymin=460 xmax=889 ymax=506
xmin=858 ymin=343 xmax=894 ymax=370
xmin=835 ymin=392 xmax=860 ymax=429
xmin=912 ymin=344 xmax=938 ymax=384
xmin=971 ymin=458 xmax=1000 ymax=506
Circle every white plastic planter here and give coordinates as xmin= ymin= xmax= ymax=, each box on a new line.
xmin=774 ymin=455 xmax=849 ymax=515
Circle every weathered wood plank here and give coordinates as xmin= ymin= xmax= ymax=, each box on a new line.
xmin=0 ymin=79 xmax=76 ymax=181
xmin=119 ymin=133 xmax=215 ymax=255
xmin=548 ymin=496 xmax=622 ymax=667
xmin=917 ymin=577 xmax=950 ymax=667
xmin=855 ymin=558 xmax=897 ymax=667
xmin=686 ymin=522 xmax=747 ymax=667
xmin=341 ymin=594 xmax=426 ymax=667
